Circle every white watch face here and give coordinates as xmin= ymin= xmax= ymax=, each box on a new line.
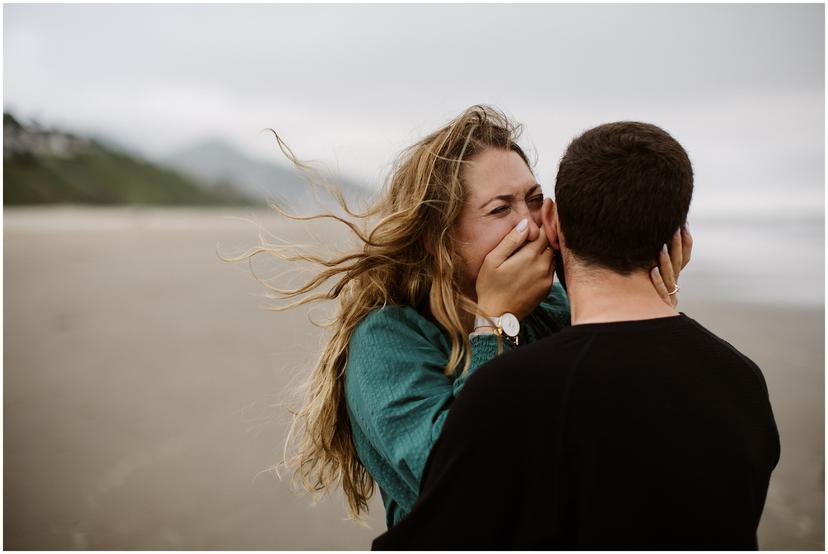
xmin=500 ymin=313 xmax=520 ymax=337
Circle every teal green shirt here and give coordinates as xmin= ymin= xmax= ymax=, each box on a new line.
xmin=344 ymin=283 xmax=571 ymax=528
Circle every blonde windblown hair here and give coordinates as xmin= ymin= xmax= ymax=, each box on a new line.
xmin=223 ymin=105 xmax=532 ymax=520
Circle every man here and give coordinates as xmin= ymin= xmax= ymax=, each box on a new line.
xmin=372 ymin=122 xmax=780 ymax=550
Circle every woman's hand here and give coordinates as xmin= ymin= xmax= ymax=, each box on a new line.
xmin=650 ymin=225 xmax=693 ymax=308
xmin=476 ymin=219 xmax=554 ymax=321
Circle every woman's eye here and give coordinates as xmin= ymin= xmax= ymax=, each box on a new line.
xmin=490 ymin=205 xmax=510 ymax=215
xmin=528 ymin=195 xmax=544 ymax=206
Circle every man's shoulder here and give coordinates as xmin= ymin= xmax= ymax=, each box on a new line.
xmin=483 ymin=327 xmax=588 ymax=375
xmin=466 ymin=313 xmax=767 ymax=394
xmin=460 ymin=329 xmax=589 ymax=405
xmin=679 ymin=314 xmax=772 ymax=395
xmin=430 ymin=331 xmax=590 ymax=472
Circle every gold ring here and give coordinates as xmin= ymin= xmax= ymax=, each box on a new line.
xmin=667 ymin=284 xmax=680 ymax=296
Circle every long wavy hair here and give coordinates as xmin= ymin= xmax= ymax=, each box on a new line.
xmin=221 ymin=105 xmax=532 ymax=520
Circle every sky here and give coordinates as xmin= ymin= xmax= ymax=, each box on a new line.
xmin=4 ymin=3 xmax=825 ymax=218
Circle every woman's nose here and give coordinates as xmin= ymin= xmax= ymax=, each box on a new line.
xmin=514 ymin=205 xmax=540 ymax=242
xmin=525 ymin=216 xmax=540 ymax=242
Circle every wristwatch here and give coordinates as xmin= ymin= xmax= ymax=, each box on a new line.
xmin=473 ymin=313 xmax=521 ymax=346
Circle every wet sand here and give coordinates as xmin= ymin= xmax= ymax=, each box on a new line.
xmin=4 ymin=206 xmax=824 ymax=550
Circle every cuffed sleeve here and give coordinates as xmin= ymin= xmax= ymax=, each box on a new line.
xmin=344 ymin=287 xmax=571 ymax=526
xmin=345 ymin=307 xmax=467 ymax=514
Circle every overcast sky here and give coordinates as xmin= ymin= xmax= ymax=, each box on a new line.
xmin=4 ymin=3 xmax=824 ymax=217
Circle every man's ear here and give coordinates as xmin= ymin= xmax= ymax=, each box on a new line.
xmin=541 ymin=198 xmax=561 ymax=250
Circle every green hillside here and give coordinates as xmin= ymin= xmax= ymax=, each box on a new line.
xmin=3 ymin=114 xmax=258 ymax=206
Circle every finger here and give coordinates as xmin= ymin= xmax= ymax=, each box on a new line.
xmin=680 ymin=223 xmax=693 ymax=269
xmin=669 ymin=229 xmax=683 ymax=279
xmin=658 ymin=243 xmax=676 ymax=286
xmin=527 ymin=223 xmax=550 ymax=255
xmin=538 ymin=241 xmax=554 ymax=274
xmin=504 ymin=230 xmax=553 ymax=274
xmin=506 ymin=223 xmax=549 ymax=262
xmin=650 ymin=266 xmax=671 ymax=306
xmin=485 ymin=218 xmax=530 ymax=267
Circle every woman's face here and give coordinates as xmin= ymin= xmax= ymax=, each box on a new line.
xmin=454 ymin=148 xmax=543 ymax=295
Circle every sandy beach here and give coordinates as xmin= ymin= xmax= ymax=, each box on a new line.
xmin=4 ymin=206 xmax=824 ymax=550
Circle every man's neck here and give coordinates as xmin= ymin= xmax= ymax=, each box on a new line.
xmin=564 ymin=265 xmax=679 ymax=325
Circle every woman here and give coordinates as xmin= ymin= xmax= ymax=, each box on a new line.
xmin=227 ymin=105 xmax=690 ymax=527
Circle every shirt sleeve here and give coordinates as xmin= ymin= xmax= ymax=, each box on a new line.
xmin=463 ymin=332 xmax=514 ymax=390
xmin=344 ymin=307 xmax=504 ymax=512
xmin=372 ymin=355 xmax=524 ymax=550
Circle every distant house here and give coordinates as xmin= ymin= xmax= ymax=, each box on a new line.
xmin=4 ymin=113 xmax=92 ymax=160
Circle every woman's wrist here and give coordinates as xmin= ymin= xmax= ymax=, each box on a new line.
xmin=469 ymin=318 xmax=497 ymax=336
xmin=476 ymin=297 xmax=506 ymax=319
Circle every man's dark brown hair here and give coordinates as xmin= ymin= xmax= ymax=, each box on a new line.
xmin=554 ymin=121 xmax=693 ymax=274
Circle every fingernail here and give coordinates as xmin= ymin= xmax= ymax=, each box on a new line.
xmin=516 ymin=218 xmax=528 ymax=232
xmin=662 ymin=244 xmax=668 ymax=254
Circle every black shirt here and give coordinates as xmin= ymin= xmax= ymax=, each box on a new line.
xmin=373 ymin=314 xmax=780 ymax=550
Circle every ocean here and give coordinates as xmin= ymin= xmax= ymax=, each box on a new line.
xmin=679 ymin=214 xmax=825 ymax=308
